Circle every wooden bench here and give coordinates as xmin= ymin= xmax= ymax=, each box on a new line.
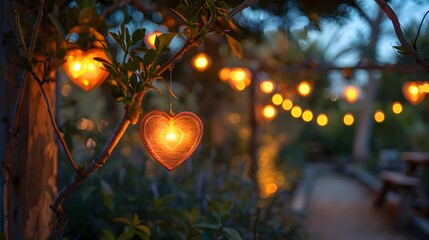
xmin=374 ymin=170 xmax=420 ymax=227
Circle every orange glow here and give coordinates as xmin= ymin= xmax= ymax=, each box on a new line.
xmin=282 ymin=99 xmax=293 ymax=111
xmin=317 ymin=114 xmax=328 ymax=126
xmin=291 ymin=106 xmax=302 ymax=118
xmin=63 ymin=49 xmax=110 ymax=91
xmin=218 ymin=68 xmax=231 ymax=81
xmin=420 ymin=82 xmax=429 ymax=93
xmin=343 ymin=85 xmax=360 ymax=103
xmin=297 ymin=81 xmax=312 ymax=97
xmin=265 ymin=183 xmax=278 ymax=194
xmin=403 ymin=81 xmax=425 ymax=105
xmin=374 ymin=110 xmax=385 ymax=123
xmin=262 ymin=105 xmax=277 ymax=120
xmin=302 ymin=110 xmax=313 ymax=122
xmin=192 ymin=53 xmax=211 ymax=71
xmin=271 ymin=93 xmax=283 ymax=105
xmin=140 ymin=111 xmax=203 ymax=171
xmin=145 ymin=31 xmax=162 ymax=49
xmin=222 ymin=67 xmax=252 ymax=92
xmin=392 ymin=101 xmax=403 ymax=114
xmin=260 ymin=80 xmax=275 ymax=94
xmin=343 ymin=113 xmax=354 ymax=126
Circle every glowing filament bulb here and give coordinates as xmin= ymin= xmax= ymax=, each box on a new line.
xmin=161 ymin=121 xmax=183 ymax=149
xmin=166 ymin=128 xmax=177 ymax=141
xmin=73 ymin=62 xmax=81 ymax=71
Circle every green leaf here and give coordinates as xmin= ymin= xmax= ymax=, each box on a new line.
xmin=188 ymin=207 xmax=199 ymax=223
xmin=132 ymin=28 xmax=146 ymax=45
xmin=114 ymin=217 xmax=132 ymax=226
xmin=110 ymin=32 xmax=125 ymax=50
xmin=225 ymin=34 xmax=243 ymax=58
xmin=109 ymin=83 xmax=126 ymax=102
xmin=156 ymin=33 xmax=177 ymax=53
xmin=101 ymin=229 xmax=115 ymax=240
xmin=194 ymin=222 xmax=221 ymax=230
xmin=125 ymin=58 xmax=140 ymax=72
xmin=100 ymin=180 xmax=114 ymax=211
xmin=132 ymin=213 xmax=139 ymax=226
xmin=223 ymin=227 xmax=243 ymax=240
xmin=136 ymin=225 xmax=151 ymax=236
xmin=135 ymin=231 xmax=150 ymax=240
xmin=143 ymin=49 xmax=158 ymax=67
xmin=216 ymin=1 xmax=229 ymax=16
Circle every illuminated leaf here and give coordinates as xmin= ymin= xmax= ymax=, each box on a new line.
xmin=225 ymin=34 xmax=242 ymax=58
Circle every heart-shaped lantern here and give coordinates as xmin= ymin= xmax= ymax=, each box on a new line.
xmin=62 ymin=26 xmax=110 ymax=91
xmin=140 ymin=110 xmax=203 ymax=171
xmin=63 ymin=49 xmax=110 ymax=91
xmin=403 ymin=81 xmax=425 ymax=105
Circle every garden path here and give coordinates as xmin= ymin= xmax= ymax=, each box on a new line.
xmin=306 ymin=166 xmax=417 ymax=240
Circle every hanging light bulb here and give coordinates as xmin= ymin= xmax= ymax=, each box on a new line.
xmin=260 ymin=80 xmax=275 ymax=94
xmin=297 ymin=80 xmax=313 ymax=97
xmin=343 ymin=85 xmax=360 ymax=103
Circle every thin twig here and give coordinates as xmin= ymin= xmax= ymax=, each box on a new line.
xmin=375 ymin=0 xmax=429 ymax=75
xmin=413 ymin=10 xmax=429 ymax=50
xmin=29 ymin=0 xmax=44 ymax=57
xmin=254 ymin=207 xmax=261 ymax=240
xmin=226 ymin=0 xmax=259 ymax=20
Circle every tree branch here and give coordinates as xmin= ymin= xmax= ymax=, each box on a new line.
xmin=29 ymin=0 xmax=44 ymax=57
xmin=375 ymin=0 xmax=429 ymax=75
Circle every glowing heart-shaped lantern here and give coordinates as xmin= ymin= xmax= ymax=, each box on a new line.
xmin=62 ymin=26 xmax=111 ymax=91
xmin=402 ymin=81 xmax=425 ymax=105
xmin=140 ymin=110 xmax=203 ymax=171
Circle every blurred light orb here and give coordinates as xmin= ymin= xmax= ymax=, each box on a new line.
xmin=297 ymin=80 xmax=312 ymax=97
xmin=343 ymin=85 xmax=359 ymax=103
xmin=260 ymin=80 xmax=275 ymax=94
xmin=302 ymin=110 xmax=313 ymax=122
xmin=420 ymin=82 xmax=429 ymax=93
xmin=403 ymin=81 xmax=425 ymax=105
xmin=266 ymin=183 xmax=278 ymax=194
xmin=228 ymin=113 xmax=241 ymax=124
xmin=145 ymin=31 xmax=162 ymax=49
xmin=291 ymin=106 xmax=302 ymax=118
xmin=218 ymin=68 xmax=231 ymax=81
xmin=192 ymin=53 xmax=211 ymax=72
xmin=262 ymin=105 xmax=277 ymax=120
xmin=392 ymin=101 xmax=403 ymax=114
xmin=271 ymin=93 xmax=283 ymax=105
xmin=282 ymin=99 xmax=293 ymax=111
xmin=343 ymin=113 xmax=354 ymax=126
xmin=316 ymin=114 xmax=328 ymax=126
xmin=61 ymin=84 xmax=72 ymax=96
xmin=374 ymin=110 xmax=385 ymax=123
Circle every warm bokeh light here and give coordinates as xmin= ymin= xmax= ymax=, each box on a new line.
xmin=302 ymin=110 xmax=313 ymax=122
xmin=218 ymin=68 xmax=231 ymax=82
xmin=145 ymin=31 xmax=162 ymax=49
xmin=297 ymin=80 xmax=312 ymax=97
xmin=77 ymin=118 xmax=94 ymax=131
xmin=265 ymin=183 xmax=278 ymax=194
xmin=282 ymin=99 xmax=293 ymax=111
xmin=291 ymin=106 xmax=302 ymax=118
xmin=343 ymin=113 xmax=354 ymax=126
xmin=63 ymin=49 xmax=110 ymax=91
xmin=392 ymin=101 xmax=403 ymax=114
xmin=61 ymin=84 xmax=72 ymax=96
xmin=343 ymin=85 xmax=360 ymax=103
xmin=192 ymin=53 xmax=211 ymax=71
xmin=419 ymin=82 xmax=429 ymax=93
xmin=228 ymin=113 xmax=241 ymax=124
xmin=403 ymin=81 xmax=425 ymax=105
xmin=262 ymin=105 xmax=277 ymax=120
xmin=374 ymin=110 xmax=385 ymax=123
xmin=271 ymin=93 xmax=283 ymax=105
xmin=260 ymin=80 xmax=275 ymax=94
xmin=220 ymin=67 xmax=252 ymax=92
xmin=317 ymin=114 xmax=328 ymax=126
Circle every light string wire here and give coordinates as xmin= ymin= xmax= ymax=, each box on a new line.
xmin=169 ymin=64 xmax=175 ymax=116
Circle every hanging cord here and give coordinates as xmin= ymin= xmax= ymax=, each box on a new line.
xmin=169 ymin=64 xmax=175 ymax=116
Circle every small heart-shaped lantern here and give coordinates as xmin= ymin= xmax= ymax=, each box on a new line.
xmin=403 ymin=81 xmax=425 ymax=105
xmin=63 ymin=26 xmax=110 ymax=91
xmin=140 ymin=110 xmax=203 ymax=170
xmin=63 ymin=49 xmax=110 ymax=91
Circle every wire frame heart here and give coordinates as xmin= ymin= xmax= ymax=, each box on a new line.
xmin=140 ymin=110 xmax=203 ymax=171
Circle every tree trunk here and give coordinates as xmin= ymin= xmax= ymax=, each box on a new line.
xmin=1 ymin=0 xmax=58 ymax=238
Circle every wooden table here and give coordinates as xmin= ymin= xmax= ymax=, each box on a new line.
xmin=401 ymin=152 xmax=429 ymax=176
